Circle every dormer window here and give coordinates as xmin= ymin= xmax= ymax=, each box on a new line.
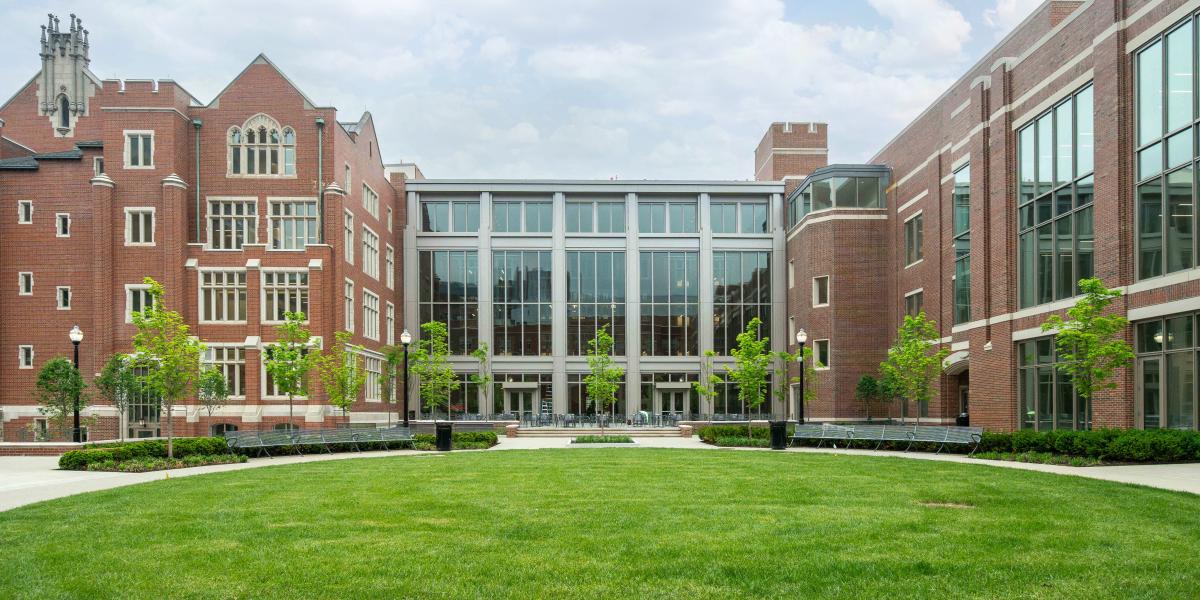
xmin=228 ymin=114 xmax=296 ymax=176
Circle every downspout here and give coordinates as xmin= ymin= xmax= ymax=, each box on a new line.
xmin=315 ymin=116 xmax=326 ymax=244
xmin=192 ymin=119 xmax=202 ymax=243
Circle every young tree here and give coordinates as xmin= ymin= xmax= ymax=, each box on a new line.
xmin=771 ymin=349 xmax=801 ymax=420
xmin=1041 ymin=277 xmax=1135 ymax=403
xmin=692 ymin=350 xmax=722 ymax=418
xmin=879 ymin=312 xmax=949 ymax=423
xmin=33 ymin=357 xmax=85 ymax=441
xmin=263 ymin=311 xmax=318 ymax=431
xmin=317 ymin=331 xmax=367 ymax=426
xmin=130 ymin=277 xmax=206 ymax=458
xmin=470 ymin=343 xmax=494 ymax=417
xmin=411 ymin=321 xmax=458 ymax=419
xmin=93 ymin=354 xmax=138 ymax=442
xmin=380 ymin=345 xmax=404 ymax=427
xmin=584 ymin=325 xmax=624 ymax=432
xmin=724 ymin=317 xmax=772 ymax=437
xmin=197 ymin=367 xmax=230 ymax=424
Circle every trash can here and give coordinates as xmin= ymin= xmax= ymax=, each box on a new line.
xmin=956 ymin=412 xmax=970 ymax=427
xmin=769 ymin=420 xmax=788 ymax=450
xmin=435 ymin=422 xmax=453 ymax=451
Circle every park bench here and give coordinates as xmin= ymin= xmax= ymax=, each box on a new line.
xmin=791 ymin=423 xmax=983 ymax=455
xmin=224 ymin=426 xmax=414 ymax=457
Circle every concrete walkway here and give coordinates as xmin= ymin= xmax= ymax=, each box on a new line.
xmin=1 ymin=437 xmax=1197 ymax=513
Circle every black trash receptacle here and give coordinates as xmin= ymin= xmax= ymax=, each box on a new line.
xmin=956 ymin=412 xmax=970 ymax=427
xmin=769 ymin=420 xmax=788 ymax=450
xmin=435 ymin=422 xmax=453 ymax=451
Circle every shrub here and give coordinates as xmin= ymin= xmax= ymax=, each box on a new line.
xmin=573 ymin=435 xmax=633 ymax=444
xmin=697 ymin=425 xmax=775 ymax=443
xmin=60 ymin=447 xmax=130 ymax=470
xmin=711 ymin=436 xmax=770 ymax=448
xmin=83 ymin=454 xmax=246 ymax=473
xmin=408 ymin=431 xmax=497 ymax=451
xmin=84 ymin=437 xmax=228 ymax=460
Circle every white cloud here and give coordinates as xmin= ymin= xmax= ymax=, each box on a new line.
xmin=983 ymin=0 xmax=1044 ymax=38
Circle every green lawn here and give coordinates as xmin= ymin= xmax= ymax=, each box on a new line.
xmin=2 ymin=449 xmax=1198 ymax=599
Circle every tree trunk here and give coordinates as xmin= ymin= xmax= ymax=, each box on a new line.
xmin=166 ymin=403 xmax=174 ymax=459
xmin=288 ymin=394 xmax=294 ymax=429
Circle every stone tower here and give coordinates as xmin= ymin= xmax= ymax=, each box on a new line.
xmin=38 ymin=13 xmax=97 ymax=137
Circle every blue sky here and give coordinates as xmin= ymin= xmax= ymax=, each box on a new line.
xmin=0 ymin=0 xmax=1043 ymax=179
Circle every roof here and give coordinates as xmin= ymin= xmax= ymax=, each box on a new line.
xmin=0 ymin=147 xmax=84 ymax=170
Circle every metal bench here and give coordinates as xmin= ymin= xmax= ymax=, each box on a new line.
xmin=790 ymin=423 xmax=984 ymax=455
xmin=379 ymin=426 xmax=415 ymax=448
xmin=224 ymin=425 xmax=417 ymax=457
xmin=790 ymin=423 xmax=854 ymax=447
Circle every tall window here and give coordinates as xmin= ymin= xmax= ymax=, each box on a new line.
xmin=269 ymin=199 xmax=319 ymax=250
xmin=639 ymin=200 xmax=697 ymax=234
xmin=1017 ymin=84 xmax=1095 ymax=306
xmin=567 ymin=251 xmax=626 ymax=355
xmin=953 ymin=165 xmax=971 ymax=324
xmin=386 ymin=302 xmax=395 ymax=345
xmin=344 ymin=212 xmax=355 ymax=264
xmin=713 ymin=251 xmax=770 ymax=355
xmin=639 ymin=251 xmax=699 ymax=356
xmin=386 ymin=245 xmax=395 ymax=289
xmin=124 ymin=132 xmax=153 ymax=168
xmin=17 ymin=200 xmax=32 ymax=224
xmin=711 ymin=199 xmax=768 ymax=234
xmin=568 ymin=372 xmax=626 ymax=415
xmin=362 ymin=183 xmax=379 ymax=218
xmin=362 ymin=226 xmax=379 ymax=279
xmin=19 ymin=345 xmax=34 ymax=369
xmin=262 ymin=271 xmax=309 ymax=322
xmin=418 ymin=250 xmax=479 ymax=354
xmin=18 ymin=272 xmax=32 ymax=295
xmin=420 ymin=198 xmax=479 ymax=233
xmin=56 ymin=286 xmax=71 ymax=310
xmin=208 ymin=200 xmax=257 ymax=250
xmin=56 ymin=213 xmax=70 ymax=237
xmin=1018 ymin=338 xmax=1087 ymax=431
xmin=125 ymin=208 xmax=154 ymax=245
xmin=494 ymin=199 xmax=552 ymax=233
xmin=364 ymin=354 xmax=382 ymax=402
xmin=905 ymin=290 xmax=924 ymax=317
xmin=363 ymin=289 xmax=379 ymax=341
xmin=566 ymin=199 xmax=625 ymax=233
xmin=1135 ymin=316 xmax=1199 ymax=430
xmin=200 ymin=270 xmax=247 ymax=323
xmin=493 ymin=250 xmax=552 ymax=356
xmin=228 ymin=114 xmax=295 ymax=176
xmin=904 ymin=213 xmax=923 ymax=266
xmin=126 ymin=285 xmax=153 ymax=322
xmin=203 ymin=346 xmax=245 ymax=397
xmin=344 ymin=280 xmax=355 ymax=332
xmin=812 ymin=276 xmax=829 ymax=307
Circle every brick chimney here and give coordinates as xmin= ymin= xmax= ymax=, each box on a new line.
xmin=753 ymin=122 xmax=828 ymax=193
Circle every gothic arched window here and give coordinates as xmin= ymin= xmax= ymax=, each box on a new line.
xmin=227 ymin=114 xmax=295 ymax=176
xmin=58 ymin=96 xmax=70 ymax=129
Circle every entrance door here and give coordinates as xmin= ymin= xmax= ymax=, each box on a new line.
xmin=959 ymin=386 xmax=969 ymax=415
xmin=506 ymin=389 xmax=537 ymax=419
xmin=1139 ymin=358 xmax=1162 ymax=429
xmin=658 ymin=390 xmax=692 ymax=418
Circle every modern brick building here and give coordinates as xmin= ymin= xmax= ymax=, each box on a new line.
xmin=4 ymin=1 xmax=1200 ymax=440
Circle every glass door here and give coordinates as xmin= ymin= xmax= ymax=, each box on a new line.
xmin=1139 ymin=358 xmax=1162 ymax=429
xmin=658 ymin=390 xmax=692 ymax=418
xmin=506 ymin=389 xmax=537 ymax=420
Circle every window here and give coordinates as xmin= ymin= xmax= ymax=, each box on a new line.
xmin=17 ymin=200 xmax=32 ymax=224
xmin=493 ymin=250 xmax=552 ymax=356
xmin=420 ymin=198 xmax=479 ymax=232
xmin=200 ymin=270 xmax=247 ymax=323
xmin=385 ymin=245 xmax=395 ymax=289
xmin=124 ymin=131 xmax=153 ymax=168
xmin=263 ymin=347 xmax=310 ymax=399
xmin=418 ymin=250 xmax=479 ymax=354
xmin=905 ymin=290 xmax=924 ymax=317
xmin=126 ymin=285 xmax=154 ymax=322
xmin=18 ymin=272 xmax=32 ymax=295
xmin=56 ymin=286 xmax=71 ymax=310
xmin=386 ymin=302 xmax=395 ymax=345
xmin=210 ymin=423 xmax=239 ymax=436
xmin=1018 ymin=84 xmax=1095 ymax=305
xmin=262 ymin=271 xmax=308 ymax=322
xmin=93 ymin=156 xmax=104 ymax=176
xmin=813 ymin=339 xmax=830 ymax=369
xmin=711 ymin=199 xmax=768 ymax=234
xmin=344 ymin=164 xmax=351 ymax=191
xmin=125 ymin=208 xmax=155 ymax=245
xmin=364 ymin=354 xmax=382 ymax=402
xmin=788 ymin=261 xmax=795 ymax=289
xmin=1018 ymin=338 xmax=1089 ymax=431
xmin=387 ymin=207 xmax=394 ymax=232
xmin=363 ymin=289 xmax=380 ymax=341
xmin=493 ymin=199 xmax=552 ymax=233
xmin=344 ymin=280 xmax=355 ymax=332
xmin=568 ymin=373 xmax=627 ymax=416
xmin=362 ymin=226 xmax=379 ymax=279
xmin=1135 ymin=316 xmax=1200 ymax=430
xmin=812 ymin=276 xmax=830 ymax=307
xmin=18 ymin=345 xmax=33 ymax=369
xmin=567 ymin=251 xmax=626 ymax=355
xmin=203 ymin=346 xmax=246 ymax=398
xmin=792 ymin=176 xmax=884 ymax=223
xmin=713 ymin=252 xmax=770 ymax=355
xmin=208 ymin=199 xmax=258 ymax=250
xmin=566 ymin=199 xmax=625 ymax=233
xmin=342 ymin=212 xmax=356 ymax=264
xmin=640 ymin=251 xmax=699 ymax=356
xmin=904 ymin=213 xmax=923 ymax=266
xmin=269 ymin=199 xmax=319 ymax=250
xmin=953 ymin=164 xmax=971 ymax=324
xmin=362 ymin=184 xmax=379 ymax=219
xmin=55 ymin=213 xmax=70 ymax=237
xmin=228 ymin=115 xmax=294 ymax=176
xmin=638 ymin=200 xmax=697 ymax=234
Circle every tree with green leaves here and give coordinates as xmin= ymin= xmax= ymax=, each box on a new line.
xmin=879 ymin=312 xmax=949 ymax=423
xmin=692 ymin=350 xmax=722 ymax=416
xmin=584 ymin=325 xmax=624 ymax=432
xmin=855 ymin=373 xmax=895 ymax=421
xmin=263 ymin=311 xmax=318 ymax=431
xmin=317 ymin=331 xmax=367 ymax=426
xmin=33 ymin=356 xmax=86 ymax=441
xmin=725 ymin=316 xmax=772 ymax=437
xmin=411 ymin=321 xmax=458 ymax=419
xmin=197 ymin=367 xmax=229 ymax=424
xmin=770 ymin=349 xmax=801 ymax=420
xmin=1041 ymin=277 xmax=1135 ymax=403
xmin=380 ymin=345 xmax=404 ymax=427
xmin=94 ymin=354 xmax=139 ymax=442
xmin=470 ymin=343 xmax=494 ymax=417
xmin=129 ymin=277 xmax=206 ymax=458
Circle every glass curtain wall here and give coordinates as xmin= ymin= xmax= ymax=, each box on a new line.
xmin=953 ymin=165 xmax=972 ymax=324
xmin=639 ymin=251 xmax=699 ymax=356
xmin=713 ymin=251 xmax=771 ymax=354
xmin=567 ymin=251 xmax=626 ymax=355
xmin=418 ymin=250 xmax=479 ymax=354
xmin=492 ymin=250 xmax=552 ymax=356
xmin=1136 ymin=316 xmax=1199 ymax=430
xmin=1017 ymin=338 xmax=1089 ymax=431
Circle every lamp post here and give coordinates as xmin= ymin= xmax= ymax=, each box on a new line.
xmin=399 ymin=329 xmax=412 ymax=428
xmin=795 ymin=328 xmax=807 ymax=424
xmin=68 ymin=325 xmax=83 ymax=442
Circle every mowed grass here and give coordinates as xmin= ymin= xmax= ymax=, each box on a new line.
xmin=2 ymin=450 xmax=1199 ymax=599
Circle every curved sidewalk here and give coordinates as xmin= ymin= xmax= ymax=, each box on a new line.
xmin=1 ymin=437 xmax=1197 ymax=513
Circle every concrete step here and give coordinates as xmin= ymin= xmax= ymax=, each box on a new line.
xmin=516 ymin=427 xmax=683 ymax=438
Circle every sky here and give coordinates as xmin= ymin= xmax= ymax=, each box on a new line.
xmin=0 ymin=0 xmax=1044 ymax=180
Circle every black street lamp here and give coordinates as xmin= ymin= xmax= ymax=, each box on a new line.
xmin=69 ymin=325 xmax=83 ymax=442
xmin=400 ymin=328 xmax=412 ymax=428
xmin=795 ymin=328 xmax=807 ymax=424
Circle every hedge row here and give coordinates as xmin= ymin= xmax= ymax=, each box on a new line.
xmin=61 ymin=437 xmax=229 ymax=470
xmin=411 ymin=431 xmax=499 ymax=451
xmin=84 ymin=454 xmax=247 ymax=473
